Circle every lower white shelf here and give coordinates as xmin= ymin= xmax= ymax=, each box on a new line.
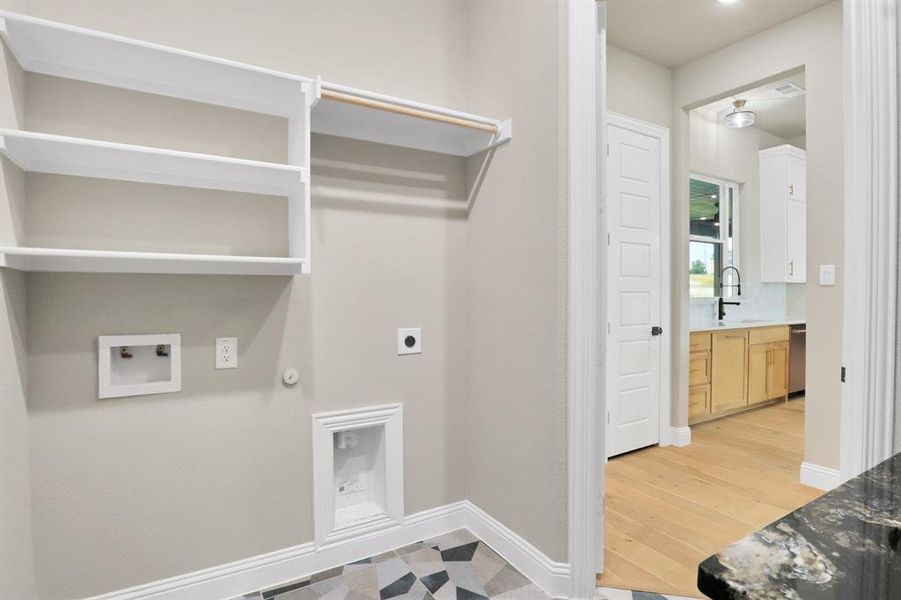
xmin=0 ymin=247 xmax=305 ymax=275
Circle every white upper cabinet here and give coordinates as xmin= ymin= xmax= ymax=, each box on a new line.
xmin=759 ymin=145 xmax=807 ymax=283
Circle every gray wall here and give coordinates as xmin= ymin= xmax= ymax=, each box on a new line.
xmin=0 ymin=34 xmax=38 ymax=600
xmin=672 ymin=1 xmax=843 ymax=459
xmin=607 ymin=45 xmax=673 ymax=129
xmin=0 ymin=1 xmax=482 ymax=597
xmin=464 ymin=0 xmax=569 ymax=562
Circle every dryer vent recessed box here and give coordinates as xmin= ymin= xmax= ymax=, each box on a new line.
xmin=98 ymin=334 xmax=181 ymax=399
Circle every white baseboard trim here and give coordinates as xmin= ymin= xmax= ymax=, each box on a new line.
xmin=465 ymin=502 xmax=570 ymax=598
xmin=800 ymin=461 xmax=841 ymax=491
xmin=670 ymin=426 xmax=691 ymax=447
xmin=85 ymin=501 xmax=569 ymax=600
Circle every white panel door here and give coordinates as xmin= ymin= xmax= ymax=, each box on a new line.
xmin=606 ymin=121 xmax=662 ymax=457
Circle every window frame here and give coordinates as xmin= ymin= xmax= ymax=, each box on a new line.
xmin=689 ymin=173 xmax=741 ymax=300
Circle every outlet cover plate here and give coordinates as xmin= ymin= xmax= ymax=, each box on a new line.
xmin=397 ymin=328 xmax=421 ymax=355
xmin=216 ymin=337 xmax=238 ymax=369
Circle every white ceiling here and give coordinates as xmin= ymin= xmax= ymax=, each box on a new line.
xmin=693 ymin=72 xmax=806 ymax=139
xmin=607 ymin=0 xmax=832 ymax=68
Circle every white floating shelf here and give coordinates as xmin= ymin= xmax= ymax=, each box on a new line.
xmin=0 ymin=10 xmax=314 ymax=116
xmin=313 ymin=83 xmax=512 ymax=157
xmin=0 ymin=247 xmax=305 ymax=276
xmin=0 ymin=130 xmax=306 ymax=196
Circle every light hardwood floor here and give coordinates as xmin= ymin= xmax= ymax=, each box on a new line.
xmin=596 ymin=398 xmax=822 ymax=598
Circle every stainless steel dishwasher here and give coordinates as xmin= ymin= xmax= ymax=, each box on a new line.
xmin=789 ymin=324 xmax=806 ymax=395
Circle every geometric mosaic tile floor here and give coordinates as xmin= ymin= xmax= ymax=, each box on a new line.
xmin=595 ymin=588 xmax=700 ymax=600
xmin=251 ymin=529 xmax=549 ymax=599
xmin=236 ymin=528 xmax=702 ymax=600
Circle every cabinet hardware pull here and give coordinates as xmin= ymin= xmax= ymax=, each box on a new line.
xmin=789 ymin=260 xmax=794 ymax=277
xmin=789 ymin=184 xmax=794 ymax=195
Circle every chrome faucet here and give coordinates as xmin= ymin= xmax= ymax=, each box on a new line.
xmin=718 ymin=266 xmax=742 ymax=321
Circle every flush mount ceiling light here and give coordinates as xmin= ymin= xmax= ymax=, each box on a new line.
xmin=724 ymin=99 xmax=755 ymax=128
xmin=718 ymin=0 xmax=741 ymax=4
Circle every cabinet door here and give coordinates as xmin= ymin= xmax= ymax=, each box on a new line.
xmin=787 ymin=155 xmax=806 ymax=202
xmin=689 ymin=351 xmax=711 ymax=387
xmin=712 ymin=331 xmax=748 ymax=412
xmin=748 ymin=344 xmax=769 ymax=405
xmin=689 ymin=385 xmax=710 ymax=422
xmin=766 ymin=342 xmax=790 ymax=399
xmin=785 ymin=199 xmax=806 ymax=282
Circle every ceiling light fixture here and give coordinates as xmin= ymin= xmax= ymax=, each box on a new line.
xmin=724 ymin=99 xmax=755 ymax=129
xmin=718 ymin=0 xmax=740 ymax=4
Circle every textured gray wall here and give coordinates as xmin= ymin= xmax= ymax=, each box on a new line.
xmin=0 ymin=35 xmax=38 ymax=600
xmin=464 ymin=0 xmax=569 ymax=562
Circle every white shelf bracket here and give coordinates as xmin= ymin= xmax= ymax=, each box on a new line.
xmin=308 ymin=74 xmax=323 ymax=109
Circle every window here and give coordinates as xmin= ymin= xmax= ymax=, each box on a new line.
xmin=689 ymin=175 xmax=740 ymax=298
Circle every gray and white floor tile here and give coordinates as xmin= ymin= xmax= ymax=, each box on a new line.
xmin=595 ymin=586 xmax=701 ymax=600
xmin=256 ymin=529 xmax=549 ymax=600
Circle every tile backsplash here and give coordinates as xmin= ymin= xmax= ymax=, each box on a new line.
xmin=690 ymin=282 xmax=805 ymax=325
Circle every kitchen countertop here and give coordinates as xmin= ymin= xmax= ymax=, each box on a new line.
xmin=691 ymin=319 xmax=806 ymax=333
xmin=697 ymin=453 xmax=901 ymax=599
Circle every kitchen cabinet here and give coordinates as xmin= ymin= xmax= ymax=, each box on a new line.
xmin=689 ymin=385 xmax=710 ymax=422
xmin=759 ymin=145 xmax=807 ymax=283
xmin=691 ymin=325 xmax=790 ymax=424
xmin=711 ymin=330 xmax=748 ymax=413
xmin=689 ymin=332 xmax=712 ymax=421
xmin=748 ymin=339 xmax=789 ymax=405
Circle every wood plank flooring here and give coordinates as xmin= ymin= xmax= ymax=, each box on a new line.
xmin=596 ymin=398 xmax=822 ymax=598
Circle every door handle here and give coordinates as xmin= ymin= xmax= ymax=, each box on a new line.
xmin=651 ymin=326 xmax=663 ymax=336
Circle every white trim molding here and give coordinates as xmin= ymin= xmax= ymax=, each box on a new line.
xmin=800 ymin=462 xmax=842 ymax=491
xmin=83 ymin=502 xmax=570 ymax=600
xmin=670 ymin=426 xmax=692 ymax=448
xmin=567 ymin=0 xmax=604 ymax=598
xmin=840 ymin=0 xmax=900 ymax=481
xmin=311 ymin=403 xmax=404 ymax=547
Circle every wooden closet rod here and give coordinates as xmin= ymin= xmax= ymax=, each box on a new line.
xmin=321 ymin=89 xmax=499 ymax=134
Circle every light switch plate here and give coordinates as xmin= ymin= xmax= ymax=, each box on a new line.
xmin=819 ymin=264 xmax=836 ymax=286
xmin=216 ymin=337 xmax=238 ymax=369
xmin=397 ymin=328 xmax=421 ymax=355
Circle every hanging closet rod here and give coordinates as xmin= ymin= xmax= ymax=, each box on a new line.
xmin=320 ymin=89 xmax=499 ymax=134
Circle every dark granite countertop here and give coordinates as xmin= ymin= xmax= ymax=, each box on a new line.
xmin=697 ymin=453 xmax=901 ymax=599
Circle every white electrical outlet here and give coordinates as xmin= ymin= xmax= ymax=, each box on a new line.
xmin=397 ymin=328 xmax=422 ymax=355
xmin=216 ymin=337 xmax=238 ymax=369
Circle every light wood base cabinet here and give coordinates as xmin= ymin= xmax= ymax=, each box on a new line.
xmin=711 ymin=330 xmax=749 ymax=413
xmin=690 ymin=326 xmax=790 ymax=424
xmin=688 ymin=333 xmax=712 ymax=421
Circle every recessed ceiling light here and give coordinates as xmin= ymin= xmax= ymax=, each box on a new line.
xmin=718 ymin=0 xmax=740 ymax=4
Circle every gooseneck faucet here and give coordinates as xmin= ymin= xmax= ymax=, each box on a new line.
xmin=718 ymin=266 xmax=742 ymax=321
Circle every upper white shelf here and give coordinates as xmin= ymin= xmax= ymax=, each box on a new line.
xmin=0 ymin=10 xmax=512 ymax=158
xmin=0 ymin=11 xmax=315 ymax=117
xmin=0 ymin=247 xmax=306 ymax=276
xmin=313 ymin=83 xmax=511 ymax=157
xmin=0 ymin=129 xmax=306 ymax=196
